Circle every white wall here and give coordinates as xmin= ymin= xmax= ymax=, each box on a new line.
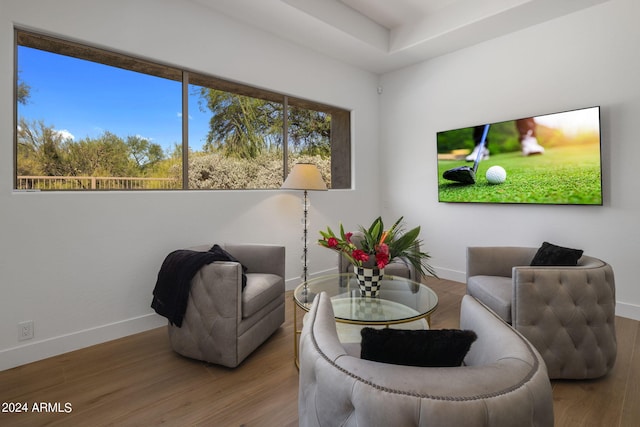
xmin=0 ymin=0 xmax=380 ymax=370
xmin=379 ymin=0 xmax=640 ymax=320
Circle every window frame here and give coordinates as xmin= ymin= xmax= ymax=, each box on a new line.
xmin=14 ymin=29 xmax=351 ymax=191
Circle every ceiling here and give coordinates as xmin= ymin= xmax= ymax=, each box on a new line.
xmin=192 ymin=0 xmax=609 ymax=74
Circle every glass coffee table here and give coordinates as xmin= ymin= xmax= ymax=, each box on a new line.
xmin=293 ymin=273 xmax=439 ymax=366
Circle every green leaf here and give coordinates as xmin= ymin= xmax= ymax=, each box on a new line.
xmin=318 ymin=230 xmax=331 ymax=239
xmin=370 ymin=217 xmax=383 ymax=241
xmin=392 ymin=226 xmax=420 ymax=254
xmin=388 ymin=216 xmax=403 ymax=235
xmin=317 ymin=216 xmax=438 ymax=279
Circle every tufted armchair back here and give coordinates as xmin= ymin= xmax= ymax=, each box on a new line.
xmin=466 ymin=246 xmax=616 ymax=379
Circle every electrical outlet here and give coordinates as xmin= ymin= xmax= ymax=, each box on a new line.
xmin=18 ymin=320 xmax=34 ymax=341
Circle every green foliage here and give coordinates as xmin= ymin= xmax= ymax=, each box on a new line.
xmin=187 ymin=152 xmax=330 ymax=189
xmin=198 ymin=88 xmax=331 ymax=159
xmin=318 ymin=216 xmax=437 ymax=278
xmin=288 ymin=106 xmax=331 ymax=156
xmin=17 ymin=118 xmax=68 ymax=176
xmin=437 ymin=121 xmax=519 ymax=155
xmin=126 ymin=135 xmax=164 ymax=172
xmin=200 ymin=88 xmax=282 ymax=159
xmin=17 ymin=119 xmax=167 ymax=178
xmin=363 ymin=217 xmax=437 ymax=278
xmin=17 ymin=72 xmax=31 ymax=105
xmin=188 ymin=152 xmax=280 ymax=189
xmin=437 ymin=120 xmax=600 ymax=158
xmin=17 ymin=79 xmax=333 ymax=189
xmin=438 ymin=144 xmax=602 ymax=204
xmin=437 ymin=127 xmax=473 ymax=153
xmin=16 ymin=118 xmax=332 ymax=190
xmin=67 ymin=132 xmax=132 ymax=176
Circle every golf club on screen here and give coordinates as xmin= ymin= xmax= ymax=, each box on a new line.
xmin=443 ymin=123 xmax=490 ymax=184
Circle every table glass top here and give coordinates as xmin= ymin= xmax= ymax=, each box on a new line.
xmin=294 ymin=273 xmax=438 ymax=324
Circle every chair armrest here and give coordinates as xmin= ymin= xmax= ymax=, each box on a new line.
xmin=168 ymin=261 xmax=244 ymax=367
xmin=223 ymin=244 xmax=285 ymax=278
xmin=511 ymin=261 xmax=616 ymax=378
xmin=512 ymin=261 xmax=616 ymax=330
xmin=466 ymin=246 xmax=537 ymax=279
xmin=192 ymin=261 xmax=245 ymax=320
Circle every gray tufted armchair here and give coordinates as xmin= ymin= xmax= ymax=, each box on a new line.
xmin=466 ymin=246 xmax=616 ymax=379
xmin=167 ymin=243 xmax=285 ymax=368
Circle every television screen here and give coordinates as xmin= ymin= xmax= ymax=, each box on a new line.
xmin=436 ymin=106 xmax=602 ymax=205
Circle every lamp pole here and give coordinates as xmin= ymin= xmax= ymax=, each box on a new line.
xmin=281 ymin=163 xmax=327 ymax=301
xmin=302 ymin=189 xmax=309 ymax=285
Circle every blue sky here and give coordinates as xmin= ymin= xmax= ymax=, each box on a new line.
xmin=17 ymin=46 xmax=210 ymax=152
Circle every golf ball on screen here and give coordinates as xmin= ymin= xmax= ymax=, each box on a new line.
xmin=486 ymin=166 xmax=507 ymax=184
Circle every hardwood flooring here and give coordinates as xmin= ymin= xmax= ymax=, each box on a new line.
xmin=1 ymin=278 xmax=638 ymax=426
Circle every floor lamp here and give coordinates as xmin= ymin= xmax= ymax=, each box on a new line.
xmin=281 ymin=163 xmax=327 ymax=299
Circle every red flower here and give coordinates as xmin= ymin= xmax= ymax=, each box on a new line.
xmin=345 ymin=232 xmax=353 ymax=243
xmin=327 ymin=237 xmax=339 ymax=248
xmin=374 ymin=243 xmax=390 ymax=269
xmin=375 ymin=252 xmax=390 ymax=269
xmin=352 ymin=249 xmax=369 ymax=262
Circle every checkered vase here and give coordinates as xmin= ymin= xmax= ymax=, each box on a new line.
xmin=354 ymin=266 xmax=384 ymax=297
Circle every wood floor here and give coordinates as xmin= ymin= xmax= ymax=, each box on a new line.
xmin=1 ymin=278 xmax=638 ymax=426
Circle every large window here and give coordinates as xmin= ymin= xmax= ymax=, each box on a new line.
xmin=14 ymin=30 xmax=350 ymax=190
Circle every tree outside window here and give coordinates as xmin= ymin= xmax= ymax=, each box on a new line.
xmin=15 ymin=30 xmax=349 ymax=191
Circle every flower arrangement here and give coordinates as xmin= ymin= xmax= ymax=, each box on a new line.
xmin=318 ymin=216 xmax=437 ymax=278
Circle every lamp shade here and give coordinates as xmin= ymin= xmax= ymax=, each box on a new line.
xmin=281 ymin=163 xmax=327 ymax=191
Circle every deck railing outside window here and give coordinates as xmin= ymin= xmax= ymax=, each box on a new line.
xmin=17 ymin=176 xmax=180 ymax=190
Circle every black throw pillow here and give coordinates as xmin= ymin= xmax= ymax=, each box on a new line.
xmin=208 ymin=244 xmax=248 ymax=289
xmin=530 ymin=241 xmax=583 ymax=266
xmin=360 ymin=328 xmax=477 ymax=367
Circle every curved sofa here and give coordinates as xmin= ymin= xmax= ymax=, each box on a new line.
xmin=299 ymin=292 xmax=553 ymax=427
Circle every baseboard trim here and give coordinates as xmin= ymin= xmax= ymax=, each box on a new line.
xmin=0 ymin=313 xmax=166 ymax=371
xmin=433 ymin=266 xmax=466 ymax=284
xmin=7 ymin=266 xmax=636 ymax=371
xmin=285 ymin=267 xmax=338 ymax=291
xmin=616 ymin=301 xmax=640 ymax=321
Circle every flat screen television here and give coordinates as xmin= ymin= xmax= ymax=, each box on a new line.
xmin=436 ymin=106 xmax=602 ymax=205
